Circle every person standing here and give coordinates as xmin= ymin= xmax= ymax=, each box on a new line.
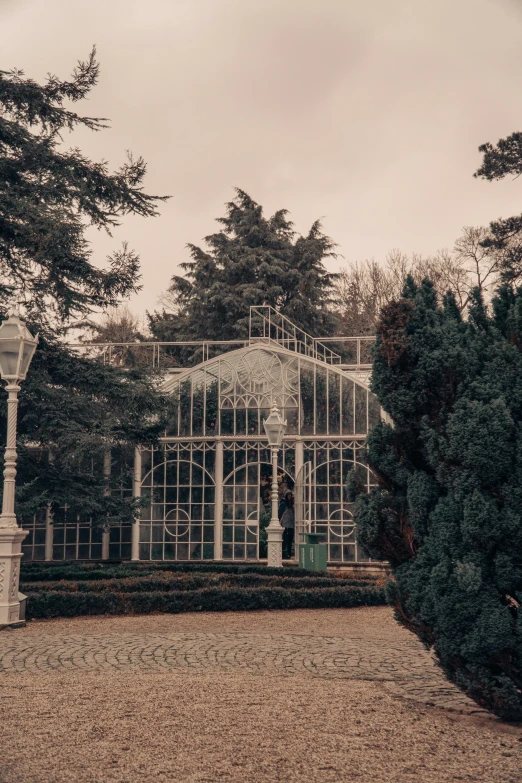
xmin=278 ymin=491 xmax=295 ymax=560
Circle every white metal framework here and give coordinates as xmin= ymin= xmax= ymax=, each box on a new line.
xmin=22 ymin=308 xmax=380 ymax=565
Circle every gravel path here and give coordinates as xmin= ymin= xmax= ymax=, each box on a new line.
xmin=1 ymin=607 xmax=521 ymax=782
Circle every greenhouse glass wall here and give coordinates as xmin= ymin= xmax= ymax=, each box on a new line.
xmin=22 ymin=308 xmax=383 ymax=566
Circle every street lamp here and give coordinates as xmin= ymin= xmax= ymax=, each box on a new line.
xmin=263 ymin=404 xmax=287 ymax=568
xmin=0 ymin=312 xmax=38 ymax=627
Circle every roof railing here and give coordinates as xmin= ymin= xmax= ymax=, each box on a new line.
xmin=69 ymin=307 xmax=376 ymax=372
xmin=248 ymin=306 xmax=343 ymax=365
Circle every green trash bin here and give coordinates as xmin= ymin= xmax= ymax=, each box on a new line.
xmin=298 ymin=532 xmax=328 ymax=572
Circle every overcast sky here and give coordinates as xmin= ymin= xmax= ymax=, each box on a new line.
xmin=2 ymin=0 xmax=522 ymax=319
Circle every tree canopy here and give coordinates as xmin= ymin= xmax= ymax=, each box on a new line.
xmin=334 ymin=227 xmax=503 ymax=337
xmin=474 ymin=132 xmax=522 ymax=280
xmin=149 ymin=189 xmax=338 ymax=343
xmin=351 ymin=277 xmax=522 ymax=720
xmin=0 ymin=48 xmax=168 ymax=527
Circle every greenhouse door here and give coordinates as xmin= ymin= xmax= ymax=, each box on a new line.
xmin=294 ymin=461 xmax=312 ymax=550
xmin=222 ymin=462 xmax=264 ymax=561
xmin=222 ymin=458 xmax=295 ymax=561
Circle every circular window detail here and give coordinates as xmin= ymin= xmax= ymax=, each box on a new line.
xmin=236 ymin=349 xmax=283 ymax=395
xmin=164 ymin=506 xmax=190 ymax=540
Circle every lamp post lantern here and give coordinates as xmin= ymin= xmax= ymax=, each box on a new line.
xmin=0 ymin=312 xmax=38 ymax=627
xmin=263 ymin=404 xmax=287 ymax=568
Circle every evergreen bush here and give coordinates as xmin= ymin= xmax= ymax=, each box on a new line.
xmin=24 ymin=583 xmax=386 ymax=619
xmin=352 ymin=277 xmax=522 ymax=721
xmin=21 ymin=573 xmax=375 ymax=594
xmin=20 ymin=561 xmax=381 ymax=582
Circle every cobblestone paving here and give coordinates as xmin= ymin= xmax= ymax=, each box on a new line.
xmin=0 ymin=630 xmax=491 ymax=718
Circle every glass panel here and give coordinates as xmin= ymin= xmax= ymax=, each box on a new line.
xmin=165 ymin=461 xmax=177 ymax=486
xmin=299 ymin=365 xmax=314 ymax=435
xmin=235 ymin=409 xmax=246 ymax=436
xmin=221 ymin=409 xmax=234 ymax=435
xmin=315 ymin=368 xmax=327 ymax=434
xmin=247 ymin=408 xmax=259 ymax=435
xmin=179 ymin=381 xmax=191 ymax=436
xmin=329 ymin=544 xmax=342 ymax=561
xmin=192 ymin=380 xmax=205 ymax=436
xmin=368 ymin=392 xmax=381 ymax=429
xmin=355 ymin=385 xmax=367 ymax=434
xmin=342 ymin=378 xmax=354 ymax=435
xmin=328 ymin=372 xmax=341 ymax=435
xmin=285 ymin=406 xmax=298 ymax=436
xmin=343 ymin=544 xmax=356 ymax=561
xmin=166 ymin=385 xmax=180 ymax=437
xmin=205 ymin=380 xmax=219 ymax=434
xmin=78 ymin=544 xmax=90 ymax=560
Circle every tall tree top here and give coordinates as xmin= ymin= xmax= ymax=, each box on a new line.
xmin=474 ymin=132 xmax=522 ymax=278
xmin=150 ymin=188 xmax=338 ymax=342
xmin=0 ymin=46 xmax=168 ymax=327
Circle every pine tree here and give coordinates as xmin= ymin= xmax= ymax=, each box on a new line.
xmin=352 ymin=276 xmax=522 ymax=720
xmin=149 ymin=189 xmax=338 ymax=343
xmin=474 ymin=132 xmax=522 ymax=279
xmin=0 ymin=49 xmax=169 ymax=527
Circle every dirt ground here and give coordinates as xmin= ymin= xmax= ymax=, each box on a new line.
xmin=1 ymin=607 xmax=521 ymax=783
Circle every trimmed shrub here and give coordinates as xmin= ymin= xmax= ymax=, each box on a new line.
xmin=21 ymin=573 xmax=376 ymax=594
xmin=25 ymin=584 xmax=386 ymax=619
xmin=20 ymin=561 xmax=381 ymax=583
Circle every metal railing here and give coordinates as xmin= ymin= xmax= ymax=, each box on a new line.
xmin=312 ymin=335 xmax=376 ymax=371
xmin=69 ymin=307 xmax=376 ymax=373
xmin=248 ymin=306 xmax=343 ymax=365
xmin=69 ymin=340 xmax=248 ymax=369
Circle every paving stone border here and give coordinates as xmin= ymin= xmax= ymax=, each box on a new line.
xmin=0 ymin=630 xmax=491 ymax=718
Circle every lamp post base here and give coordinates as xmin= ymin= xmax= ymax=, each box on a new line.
xmin=266 ymin=522 xmax=283 ymax=568
xmin=0 ymin=527 xmax=27 ymax=627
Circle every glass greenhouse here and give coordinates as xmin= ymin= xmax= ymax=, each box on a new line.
xmin=22 ymin=308 xmax=382 ymax=566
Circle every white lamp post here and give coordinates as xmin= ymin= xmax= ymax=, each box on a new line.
xmin=263 ymin=404 xmax=287 ymax=568
xmin=0 ymin=312 xmax=38 ymax=627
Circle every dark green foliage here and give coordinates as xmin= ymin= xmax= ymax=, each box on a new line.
xmin=23 ymin=573 xmax=386 ymax=619
xmin=0 ymin=48 xmax=166 ymax=324
xmin=149 ymin=189 xmax=338 ymax=344
xmin=21 ymin=573 xmax=376 ymax=594
xmin=353 ymin=276 xmax=522 ymax=720
xmin=20 ymin=563 xmax=385 ymax=619
xmin=0 ymin=49 xmax=168 ymax=525
xmin=9 ymin=332 xmax=169 ymax=525
xmin=474 ymin=133 xmax=522 ymax=281
xmin=20 ymin=560 xmax=381 ymax=581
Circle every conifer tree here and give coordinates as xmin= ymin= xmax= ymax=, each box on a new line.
xmin=474 ymin=131 xmax=522 ymax=278
xmin=0 ymin=49 xmax=169 ymax=527
xmin=149 ymin=189 xmax=338 ymax=342
xmin=352 ymin=276 xmax=522 ymax=720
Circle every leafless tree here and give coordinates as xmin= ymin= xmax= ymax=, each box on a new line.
xmin=156 ymin=288 xmax=184 ymax=316
xmin=72 ymin=306 xmax=151 ymax=367
xmin=333 ymin=226 xmax=503 ymax=335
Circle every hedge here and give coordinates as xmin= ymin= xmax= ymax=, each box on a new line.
xmin=24 ymin=584 xmax=387 ymax=619
xmin=20 ymin=561 xmax=381 ymax=583
xmin=21 ymin=573 xmax=377 ymax=594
